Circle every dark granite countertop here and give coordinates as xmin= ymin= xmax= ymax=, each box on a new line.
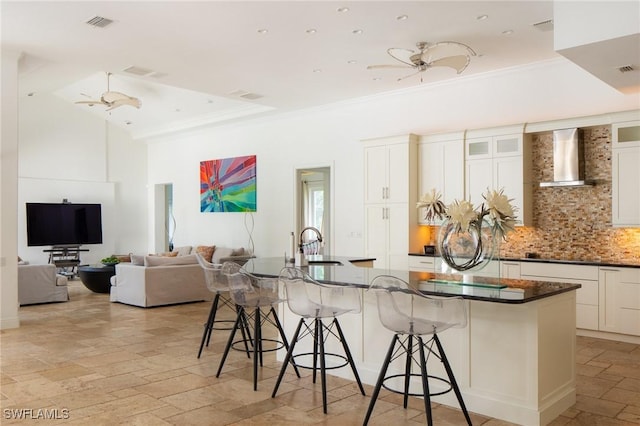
xmin=242 ymin=256 xmax=581 ymax=305
xmin=408 ymin=252 xmax=640 ymax=269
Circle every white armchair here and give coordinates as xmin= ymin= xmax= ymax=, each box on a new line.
xmin=18 ymin=264 xmax=69 ymax=305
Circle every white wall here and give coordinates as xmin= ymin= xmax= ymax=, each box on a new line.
xmin=17 ymin=92 xmax=147 ymax=265
xmin=143 ymin=58 xmax=640 ymax=259
xmin=1 ymin=50 xmax=21 ymax=329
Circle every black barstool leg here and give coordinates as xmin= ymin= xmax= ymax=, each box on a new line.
xmin=312 ymin=318 xmax=320 ymax=384
xmin=237 ymin=305 xmax=252 ymax=357
xmin=319 ymin=319 xmax=328 ymax=414
xmin=197 ymin=293 xmax=219 ymax=358
xmin=269 ymin=306 xmax=300 ymax=377
xmin=404 ymin=334 xmax=414 ymax=409
xmin=418 ymin=336 xmax=433 ymax=426
xmin=433 ymin=334 xmax=472 ymax=425
xmin=204 ymin=293 xmax=221 ymax=347
xmin=363 ymin=334 xmax=398 ymax=426
xmin=272 ymin=318 xmax=305 ymax=398
xmin=216 ymin=308 xmax=243 ymax=377
xmin=333 ymin=318 xmax=365 ymax=395
xmin=253 ymin=307 xmax=260 ymax=391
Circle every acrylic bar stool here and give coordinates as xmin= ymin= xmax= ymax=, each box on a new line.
xmin=364 ymin=275 xmax=472 ymax=426
xmin=195 ymin=253 xmax=252 ymax=359
xmin=272 ymin=267 xmax=365 ymax=413
xmin=216 ymin=262 xmax=300 ymax=391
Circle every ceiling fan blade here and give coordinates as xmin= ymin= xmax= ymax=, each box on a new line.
xmin=423 ymin=41 xmax=476 ymax=57
xmin=107 ymin=97 xmax=141 ymax=110
xmin=75 ymin=100 xmax=102 ymax=106
xmin=396 ymin=69 xmax=422 ymax=82
xmin=103 ymin=91 xmax=137 ymax=103
xmin=386 ymin=48 xmax=417 ymax=67
xmin=367 ymin=64 xmax=414 ymax=70
xmin=428 ymin=55 xmax=471 ymax=74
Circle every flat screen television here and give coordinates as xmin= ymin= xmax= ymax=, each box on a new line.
xmin=26 ymin=203 xmax=103 ymax=246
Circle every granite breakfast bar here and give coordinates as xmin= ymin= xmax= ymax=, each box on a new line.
xmin=242 ymin=256 xmax=581 ymax=426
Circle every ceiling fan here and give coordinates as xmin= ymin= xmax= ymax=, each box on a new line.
xmin=368 ymin=41 xmax=476 ymax=82
xmin=75 ymin=72 xmax=141 ymax=111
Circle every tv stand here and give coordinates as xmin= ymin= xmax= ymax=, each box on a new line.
xmin=44 ymin=245 xmax=88 ymax=278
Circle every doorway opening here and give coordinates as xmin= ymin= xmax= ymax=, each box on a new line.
xmin=295 ymin=166 xmax=332 ymax=255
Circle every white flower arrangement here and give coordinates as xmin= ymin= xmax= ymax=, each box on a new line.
xmin=416 ymin=188 xmax=517 ymax=240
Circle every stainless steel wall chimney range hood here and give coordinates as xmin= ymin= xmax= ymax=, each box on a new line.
xmin=539 ymin=128 xmax=594 ymax=187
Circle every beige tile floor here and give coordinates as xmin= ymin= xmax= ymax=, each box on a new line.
xmin=1 ymin=279 xmax=639 ymax=425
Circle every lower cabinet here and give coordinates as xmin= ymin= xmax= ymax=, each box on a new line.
xmin=599 ymin=267 xmax=640 ymax=336
xmin=520 ymin=262 xmax=600 ymax=331
xmin=408 ymin=255 xmax=435 ymax=272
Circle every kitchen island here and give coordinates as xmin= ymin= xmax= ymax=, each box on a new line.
xmin=243 ymin=256 xmax=581 ymax=426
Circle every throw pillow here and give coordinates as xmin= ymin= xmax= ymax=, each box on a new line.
xmin=144 ymin=254 xmax=198 ymax=267
xmin=131 ymin=254 xmax=145 ymax=265
xmin=231 ymin=248 xmax=245 ymax=256
xmin=113 ymin=254 xmax=131 ymax=263
xmin=172 ymin=246 xmax=192 ymax=256
xmin=211 ymin=247 xmax=234 ymax=264
xmin=195 ymin=245 xmax=215 ymax=262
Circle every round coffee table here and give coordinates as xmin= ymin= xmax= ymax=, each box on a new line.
xmin=77 ymin=264 xmax=116 ymax=293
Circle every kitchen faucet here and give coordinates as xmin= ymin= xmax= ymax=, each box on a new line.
xmin=299 ymin=226 xmax=323 ymax=254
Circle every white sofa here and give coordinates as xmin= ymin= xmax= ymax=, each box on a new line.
xmin=109 ymin=247 xmax=253 ymax=308
xmin=18 ymin=264 xmax=69 ymax=305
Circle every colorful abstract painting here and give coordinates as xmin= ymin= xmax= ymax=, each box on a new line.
xmin=200 ymin=155 xmax=256 ymax=212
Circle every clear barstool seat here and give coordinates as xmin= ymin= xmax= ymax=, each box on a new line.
xmin=272 ymin=267 xmax=365 ymax=413
xmin=364 ymin=274 xmax=472 ymax=426
xmin=216 ymin=261 xmax=300 ymax=391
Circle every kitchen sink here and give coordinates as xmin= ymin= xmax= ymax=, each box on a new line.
xmin=308 ymin=260 xmax=342 ymax=265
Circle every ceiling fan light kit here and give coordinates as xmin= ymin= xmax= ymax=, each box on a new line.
xmin=75 ymin=72 xmax=141 ymax=111
xmin=368 ymin=41 xmax=476 ymax=82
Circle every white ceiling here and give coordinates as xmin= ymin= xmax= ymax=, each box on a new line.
xmin=2 ymin=1 xmax=568 ymax=138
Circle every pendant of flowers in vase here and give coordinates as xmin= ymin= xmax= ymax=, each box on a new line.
xmin=416 ymin=188 xmax=517 ymax=271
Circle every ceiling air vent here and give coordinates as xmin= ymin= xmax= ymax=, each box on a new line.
xmin=618 ymin=65 xmax=635 ymax=73
xmin=85 ymin=16 xmax=114 ymax=28
xmin=229 ymin=90 xmax=263 ymax=100
xmin=123 ymin=66 xmax=154 ymax=76
xmin=533 ymin=19 xmax=554 ymax=32
xmin=240 ymin=92 xmax=263 ymax=100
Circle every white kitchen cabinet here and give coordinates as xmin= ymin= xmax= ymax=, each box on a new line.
xmin=465 ymin=130 xmax=532 ymax=226
xmin=418 ymin=134 xmax=464 ymax=224
xmin=598 ymin=267 xmax=640 ymax=336
xmin=501 ymin=261 xmax=521 ymax=279
xmin=520 ymin=262 xmax=599 ymax=331
xmin=364 ymin=141 xmax=410 ymax=204
xmin=611 ymin=146 xmax=640 ymax=226
xmin=612 ymin=120 xmax=640 ymax=148
xmin=363 ymin=135 xmax=419 ymax=269
xmin=408 ymin=255 xmax=435 ymax=272
xmin=365 ymin=204 xmax=410 ymax=270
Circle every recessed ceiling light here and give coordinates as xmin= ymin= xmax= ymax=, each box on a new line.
xmin=477 ymin=14 xmax=488 ymax=21
xmin=313 ymin=69 xmax=322 ymax=73
xmin=125 ymin=121 xmax=132 ymax=125
xmin=373 ymin=77 xmax=382 ymax=81
xmin=27 ymin=92 xmax=34 ymax=97
xmin=257 ymin=28 xmax=268 ymax=34
xmin=396 ymin=15 xmax=408 ymax=21
xmin=337 ymin=7 xmax=349 ymax=13
xmin=347 ymin=60 xmax=357 ymax=64
xmin=352 ymin=29 xmax=363 ymax=35
xmin=175 ymin=108 xmax=181 ymax=112
xmin=502 ymin=29 xmax=514 ymax=35
xmin=306 ymin=29 xmax=317 ymax=34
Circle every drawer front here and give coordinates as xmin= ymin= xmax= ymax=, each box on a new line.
xmin=520 ymin=262 xmax=599 ymax=280
xmin=408 ymin=256 xmax=435 ymax=271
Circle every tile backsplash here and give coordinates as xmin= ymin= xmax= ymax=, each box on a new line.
xmin=499 ymin=125 xmax=640 ymax=264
